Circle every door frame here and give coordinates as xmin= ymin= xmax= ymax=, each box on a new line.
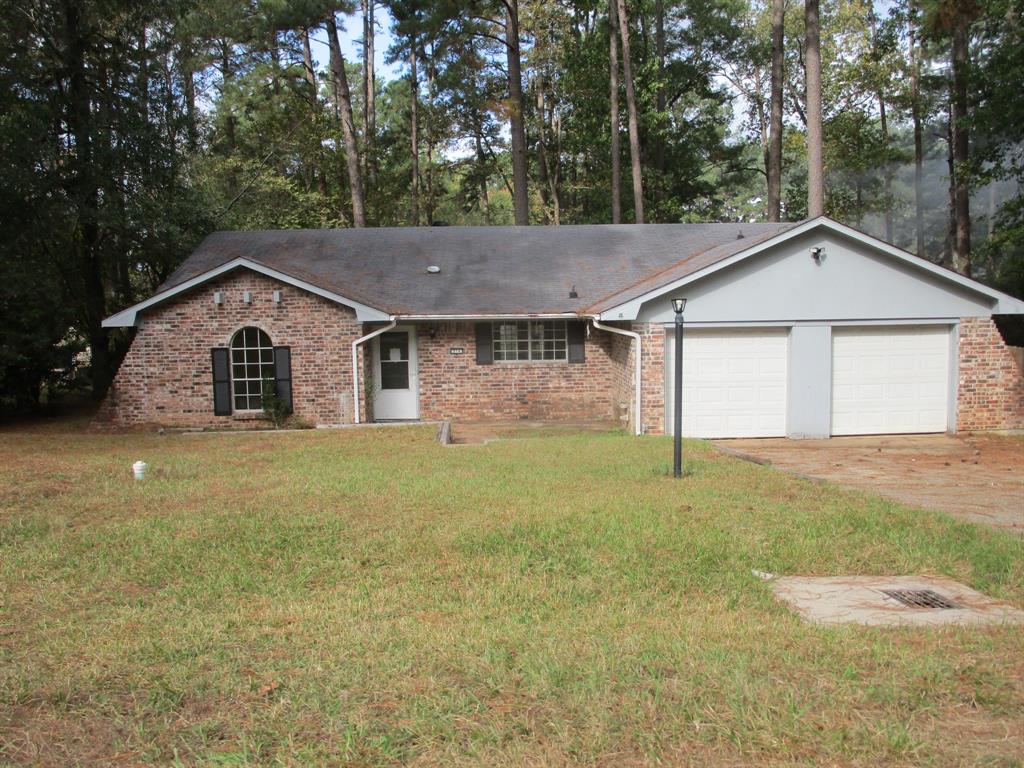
xmin=371 ymin=324 xmax=420 ymax=420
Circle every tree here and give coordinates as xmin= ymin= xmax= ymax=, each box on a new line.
xmin=805 ymin=0 xmax=824 ymax=217
xmin=609 ymin=0 xmax=622 ymax=223
xmin=616 ymin=0 xmax=645 ymax=223
xmin=326 ymin=11 xmax=368 ymax=227
xmin=767 ymin=0 xmax=785 ymax=221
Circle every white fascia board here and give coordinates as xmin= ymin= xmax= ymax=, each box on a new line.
xmin=102 ymin=258 xmax=391 ymax=327
xmin=597 ymin=217 xmax=1024 ymax=320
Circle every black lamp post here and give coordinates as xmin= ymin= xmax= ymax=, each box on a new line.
xmin=672 ymin=297 xmax=687 ymax=478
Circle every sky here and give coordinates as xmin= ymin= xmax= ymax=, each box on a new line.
xmin=307 ymin=6 xmax=401 ymax=81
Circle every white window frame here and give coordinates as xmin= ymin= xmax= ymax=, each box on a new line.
xmin=492 ymin=320 xmax=568 ymax=362
xmin=230 ymin=327 xmax=275 ymax=411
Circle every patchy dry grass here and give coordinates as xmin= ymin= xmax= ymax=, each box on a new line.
xmin=0 ymin=424 xmax=1022 ymax=766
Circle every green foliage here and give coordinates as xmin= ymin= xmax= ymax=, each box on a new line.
xmin=260 ymin=376 xmax=291 ymax=428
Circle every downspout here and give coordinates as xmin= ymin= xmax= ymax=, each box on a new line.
xmin=589 ymin=317 xmax=643 ymax=436
xmin=352 ymin=319 xmax=397 ymax=424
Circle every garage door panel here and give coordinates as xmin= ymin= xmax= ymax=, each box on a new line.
xmin=667 ymin=329 xmax=788 ymax=438
xmin=830 ymin=326 xmax=950 ymax=436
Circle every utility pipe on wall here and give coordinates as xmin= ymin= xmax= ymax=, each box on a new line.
xmin=352 ymin=319 xmax=397 ymax=424
xmin=589 ymin=318 xmax=643 ymax=436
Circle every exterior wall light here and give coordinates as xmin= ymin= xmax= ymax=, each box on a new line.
xmin=273 ymin=290 xmax=282 ymax=304
xmin=811 ymin=246 xmax=825 ymax=264
xmin=213 ymin=291 xmax=223 ymax=305
xmin=243 ymin=291 xmax=252 ymax=304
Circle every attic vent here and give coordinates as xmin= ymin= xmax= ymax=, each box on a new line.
xmin=881 ymin=589 xmax=961 ymax=610
xmin=426 ymin=265 xmax=441 ymax=274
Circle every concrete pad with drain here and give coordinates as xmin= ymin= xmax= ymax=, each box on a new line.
xmin=768 ymin=575 xmax=1024 ymax=626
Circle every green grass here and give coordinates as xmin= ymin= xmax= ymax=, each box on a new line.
xmin=1 ymin=425 xmax=1022 ymax=766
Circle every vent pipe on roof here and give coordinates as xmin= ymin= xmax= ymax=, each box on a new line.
xmin=426 ymin=265 xmax=441 ymax=274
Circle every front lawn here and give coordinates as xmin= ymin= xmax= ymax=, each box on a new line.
xmin=1 ymin=425 xmax=1021 ymax=766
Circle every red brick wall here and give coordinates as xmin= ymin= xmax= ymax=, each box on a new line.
xmin=636 ymin=323 xmax=667 ymax=435
xmin=957 ymin=316 xmax=1024 ymax=431
xmin=96 ymin=271 xmax=365 ymax=428
xmin=410 ymin=321 xmax=626 ymax=422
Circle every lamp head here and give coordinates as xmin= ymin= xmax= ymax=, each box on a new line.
xmin=671 ymin=297 xmax=687 ymax=315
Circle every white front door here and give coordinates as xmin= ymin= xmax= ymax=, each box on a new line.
xmin=665 ymin=328 xmax=789 ymax=438
xmin=373 ymin=327 xmax=419 ymax=420
xmin=830 ymin=326 xmax=951 ymax=435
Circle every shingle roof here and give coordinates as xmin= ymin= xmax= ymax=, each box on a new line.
xmin=162 ymin=223 xmax=799 ymax=316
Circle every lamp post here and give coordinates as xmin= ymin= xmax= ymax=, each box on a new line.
xmin=671 ymin=297 xmax=687 ymax=478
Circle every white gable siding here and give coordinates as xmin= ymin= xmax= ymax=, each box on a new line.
xmin=634 ymin=231 xmax=998 ymax=325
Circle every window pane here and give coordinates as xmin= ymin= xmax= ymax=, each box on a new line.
xmin=380 ymin=361 xmax=409 ymax=389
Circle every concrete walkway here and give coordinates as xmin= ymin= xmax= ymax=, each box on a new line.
xmin=716 ymin=434 xmax=1024 ymax=534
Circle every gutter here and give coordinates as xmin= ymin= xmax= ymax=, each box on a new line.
xmin=352 ymin=319 xmax=398 ymax=424
xmin=589 ymin=318 xmax=643 ymax=436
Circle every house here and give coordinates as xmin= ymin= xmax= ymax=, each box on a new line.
xmin=98 ymin=217 xmax=1024 ymax=438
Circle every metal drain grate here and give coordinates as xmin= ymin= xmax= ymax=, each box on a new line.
xmin=881 ymin=589 xmax=961 ymax=610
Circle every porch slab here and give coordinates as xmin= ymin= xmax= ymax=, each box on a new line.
xmin=770 ymin=574 xmax=1024 ymax=627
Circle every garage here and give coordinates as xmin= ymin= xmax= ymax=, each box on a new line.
xmin=665 ymin=328 xmax=788 ymax=438
xmin=830 ymin=326 xmax=952 ymax=435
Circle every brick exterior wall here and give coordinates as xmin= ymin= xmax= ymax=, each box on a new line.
xmin=957 ymin=316 xmax=1024 ymax=431
xmin=635 ymin=323 xmax=667 ymax=435
xmin=409 ymin=321 xmax=627 ymax=423
xmin=96 ymin=271 xmax=365 ymax=428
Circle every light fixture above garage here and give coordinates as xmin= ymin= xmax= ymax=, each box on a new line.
xmin=811 ymin=246 xmax=825 ymax=264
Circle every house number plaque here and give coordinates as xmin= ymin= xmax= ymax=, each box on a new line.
xmin=449 ymin=347 xmax=465 ymax=355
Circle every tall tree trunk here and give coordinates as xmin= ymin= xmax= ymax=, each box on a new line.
xmin=362 ymin=0 xmax=375 ymax=181
xmin=301 ymin=28 xmax=329 ymax=197
xmin=220 ymin=42 xmax=237 ymax=155
xmin=609 ymin=0 xmax=622 ymax=224
xmin=179 ymin=38 xmax=198 ymax=152
xmin=767 ymin=0 xmax=785 ymax=221
xmin=301 ymin=28 xmax=316 ymax=90
xmin=946 ymin=110 xmax=957 ymax=269
xmin=804 ymin=0 xmax=824 ymax=218
xmin=654 ymin=0 xmax=666 ymax=180
xmin=908 ymin=10 xmax=925 ymax=258
xmin=505 ymin=0 xmax=530 ymax=225
xmin=426 ymin=44 xmax=436 ymax=224
xmin=326 ymin=14 xmax=366 ymax=227
xmin=870 ymin=12 xmax=893 ymax=241
xmin=878 ymin=93 xmax=893 ymax=241
xmin=950 ymin=13 xmax=971 ymax=275
xmin=616 ymin=0 xmax=644 ymax=223
xmin=409 ymin=38 xmax=419 ymax=225
xmin=475 ymin=130 xmax=490 ymax=216
xmin=63 ymin=1 xmax=111 ymax=398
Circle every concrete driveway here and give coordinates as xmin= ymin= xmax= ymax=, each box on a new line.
xmin=716 ymin=434 xmax=1024 ymax=534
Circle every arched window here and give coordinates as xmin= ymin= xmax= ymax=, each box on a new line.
xmin=230 ymin=327 xmax=275 ymax=410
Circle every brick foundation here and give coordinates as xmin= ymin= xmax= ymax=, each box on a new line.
xmin=96 ymin=271 xmax=365 ymax=428
xmin=957 ymin=316 xmax=1024 ymax=431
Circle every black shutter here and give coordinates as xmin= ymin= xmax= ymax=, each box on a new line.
xmin=567 ymin=321 xmax=586 ymax=364
xmin=211 ymin=347 xmax=232 ymax=416
xmin=475 ymin=323 xmax=494 ymax=365
xmin=273 ymin=346 xmax=293 ymax=413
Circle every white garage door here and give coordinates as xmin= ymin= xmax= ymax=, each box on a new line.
xmin=831 ymin=326 xmax=951 ymax=436
xmin=665 ymin=328 xmax=788 ymax=438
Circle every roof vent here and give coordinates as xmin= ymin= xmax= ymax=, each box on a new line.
xmin=426 ymin=265 xmax=441 ymax=274
xmin=569 ymin=284 xmax=578 ymax=299
xmin=736 ymin=229 xmax=745 ymax=239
